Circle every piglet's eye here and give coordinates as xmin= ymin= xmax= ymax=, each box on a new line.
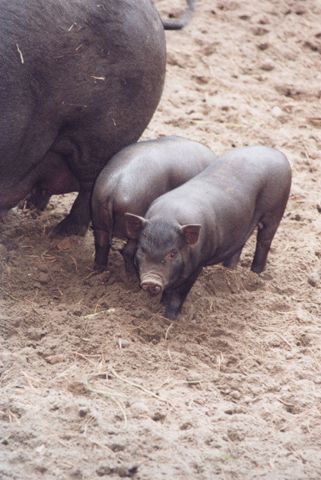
xmin=163 ymin=249 xmax=178 ymax=263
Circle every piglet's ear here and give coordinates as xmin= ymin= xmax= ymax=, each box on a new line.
xmin=181 ymin=224 xmax=201 ymax=245
xmin=124 ymin=213 xmax=147 ymax=239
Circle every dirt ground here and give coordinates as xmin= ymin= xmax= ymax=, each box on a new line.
xmin=1 ymin=0 xmax=321 ymax=479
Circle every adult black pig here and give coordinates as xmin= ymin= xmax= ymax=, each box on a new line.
xmin=0 ymin=0 xmax=166 ymax=234
xmin=125 ymin=146 xmax=292 ymax=319
xmin=91 ymin=136 xmax=216 ymax=272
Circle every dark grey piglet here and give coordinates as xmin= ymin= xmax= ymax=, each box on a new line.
xmin=91 ymin=136 xmax=217 ymax=271
xmin=125 ymin=146 xmax=292 ymax=319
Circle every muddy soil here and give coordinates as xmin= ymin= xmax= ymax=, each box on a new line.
xmin=1 ymin=1 xmax=321 ymax=479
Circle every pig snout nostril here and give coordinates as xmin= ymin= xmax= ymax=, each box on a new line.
xmin=141 ymin=282 xmax=162 ymax=295
xmin=152 ymin=285 xmax=161 ymax=294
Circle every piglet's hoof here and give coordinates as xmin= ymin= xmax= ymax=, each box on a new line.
xmin=0 ymin=210 xmax=9 ymax=222
xmin=50 ymin=216 xmax=88 ymax=237
xmin=93 ymin=262 xmax=107 ymax=273
xmin=164 ymin=307 xmax=179 ymax=320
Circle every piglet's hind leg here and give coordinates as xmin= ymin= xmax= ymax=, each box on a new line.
xmin=121 ymin=239 xmax=138 ymax=276
xmin=251 ymin=219 xmax=281 ymax=273
xmin=93 ymin=229 xmax=110 ymax=271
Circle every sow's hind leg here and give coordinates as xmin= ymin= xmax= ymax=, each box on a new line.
xmin=51 ymin=187 xmax=92 ymax=236
xmin=251 ymin=213 xmax=284 ymax=274
xmin=23 ymin=188 xmax=51 ymax=211
xmin=50 ymin=139 xmax=96 ymax=237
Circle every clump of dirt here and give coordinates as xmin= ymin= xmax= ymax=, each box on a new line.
xmin=1 ymin=1 xmax=321 ymax=479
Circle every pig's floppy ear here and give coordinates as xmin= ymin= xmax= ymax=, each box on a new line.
xmin=180 ymin=224 xmax=201 ymax=245
xmin=124 ymin=213 xmax=147 ymax=239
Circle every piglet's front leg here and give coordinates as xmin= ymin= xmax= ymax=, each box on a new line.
xmin=93 ymin=228 xmax=110 ymax=272
xmin=161 ymin=268 xmax=202 ymax=320
xmin=161 ymin=289 xmax=183 ymax=320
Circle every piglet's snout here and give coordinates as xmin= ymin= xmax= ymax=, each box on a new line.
xmin=140 ymin=274 xmax=164 ymax=296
